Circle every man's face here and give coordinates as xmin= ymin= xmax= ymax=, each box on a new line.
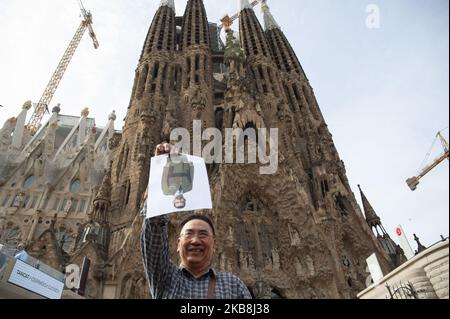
xmin=174 ymin=196 xmax=186 ymax=209
xmin=177 ymin=220 xmax=215 ymax=271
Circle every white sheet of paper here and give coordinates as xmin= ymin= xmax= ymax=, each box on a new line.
xmin=146 ymin=154 xmax=212 ymax=218
xmin=366 ymin=253 xmax=384 ymax=284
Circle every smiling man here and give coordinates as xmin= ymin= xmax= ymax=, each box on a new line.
xmin=140 ymin=143 xmax=252 ymax=299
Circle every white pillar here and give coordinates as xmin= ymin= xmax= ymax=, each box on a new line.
xmin=78 ymin=108 xmax=89 ymax=145
xmin=108 ymin=111 xmax=116 ymax=140
xmin=11 ymin=107 xmax=29 ymax=149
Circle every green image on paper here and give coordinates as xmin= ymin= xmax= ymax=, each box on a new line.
xmin=161 ymin=154 xmax=194 ymax=209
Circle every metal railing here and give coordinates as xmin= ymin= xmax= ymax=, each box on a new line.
xmin=386 ymin=281 xmax=419 ymax=299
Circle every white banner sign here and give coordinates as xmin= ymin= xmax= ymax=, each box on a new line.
xmin=8 ymin=260 xmax=64 ymax=299
xmin=395 ymin=225 xmax=415 ymax=260
xmin=146 ymin=154 xmax=212 ymax=218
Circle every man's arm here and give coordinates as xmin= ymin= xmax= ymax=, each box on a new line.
xmin=140 ymin=214 xmax=177 ymax=299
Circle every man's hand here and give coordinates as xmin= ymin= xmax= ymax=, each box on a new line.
xmin=155 ymin=142 xmax=176 ymax=156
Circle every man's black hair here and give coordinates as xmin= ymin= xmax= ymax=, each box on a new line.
xmin=180 ymin=214 xmax=215 ymax=236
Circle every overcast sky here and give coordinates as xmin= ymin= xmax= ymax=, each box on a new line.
xmin=0 ymin=0 xmax=448 ymax=248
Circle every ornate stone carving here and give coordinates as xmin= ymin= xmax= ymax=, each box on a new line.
xmin=252 ymin=281 xmax=272 ymax=299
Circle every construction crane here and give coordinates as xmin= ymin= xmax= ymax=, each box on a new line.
xmin=26 ymin=0 xmax=99 ymax=136
xmin=219 ymin=0 xmax=261 ymax=30
xmin=407 ymin=129 xmax=449 ymax=191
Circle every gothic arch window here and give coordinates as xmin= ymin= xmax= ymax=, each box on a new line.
xmin=23 ymin=175 xmax=35 ymax=189
xmin=335 ymin=193 xmax=349 ymax=217
xmin=320 ymin=178 xmax=329 ymax=197
xmin=185 ymin=57 xmax=191 ymax=88
xmin=125 ymin=181 xmax=131 ymax=206
xmin=116 ymin=145 xmax=125 ymax=182
xmin=121 ymin=180 xmax=131 ymax=209
xmin=195 ymin=55 xmax=200 ymax=84
xmin=293 ymin=85 xmax=301 ymax=106
xmin=267 ymin=67 xmax=278 ymax=96
xmin=161 ymin=64 xmax=168 ymax=95
xmin=131 ymin=70 xmax=140 ymax=101
xmin=283 ymin=84 xmax=294 ymax=112
xmin=136 ymin=64 xmax=149 ymax=100
xmin=257 ymin=65 xmax=268 ymax=94
xmin=150 ymin=62 xmax=160 ymax=94
xmin=70 ymin=179 xmax=81 ymax=193
xmin=123 ymin=144 xmax=130 ymax=171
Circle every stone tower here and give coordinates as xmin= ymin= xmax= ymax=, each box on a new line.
xmin=79 ymin=0 xmax=397 ymax=299
xmin=358 ymin=185 xmax=407 ymax=268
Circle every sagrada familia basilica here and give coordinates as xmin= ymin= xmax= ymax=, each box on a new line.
xmin=0 ymin=0 xmax=405 ymax=299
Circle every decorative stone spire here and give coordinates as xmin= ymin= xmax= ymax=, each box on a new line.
xmin=358 ymin=185 xmax=381 ymax=227
xmin=261 ymin=0 xmax=280 ymax=31
xmin=358 ymin=185 xmax=406 ymax=267
xmin=94 ymin=162 xmax=112 ymax=205
xmin=159 ymin=0 xmax=175 ymax=9
xmin=143 ymin=0 xmax=176 ymax=54
xmin=414 ymin=234 xmax=427 ymax=254
xmin=181 ymin=0 xmax=210 ymax=49
xmin=108 ymin=110 xmax=117 ymax=121
xmin=239 ymin=0 xmax=271 ymax=59
xmin=52 ymin=103 xmax=61 ymax=114
xmin=81 ymin=107 xmax=90 ymax=118
xmin=75 ymin=162 xmax=112 ymax=254
xmin=11 ymin=101 xmax=31 ymax=149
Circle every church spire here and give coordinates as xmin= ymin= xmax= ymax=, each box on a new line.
xmin=239 ymin=0 xmax=271 ymax=59
xmin=262 ymin=0 xmax=305 ymax=77
xmin=142 ymin=0 xmax=176 ymax=55
xmin=358 ymin=185 xmax=406 ymax=267
xmin=261 ymin=0 xmax=280 ymax=31
xmin=238 ymin=0 xmax=280 ymax=98
xmin=181 ymin=0 xmax=210 ymax=49
xmin=358 ymin=184 xmax=381 ymax=227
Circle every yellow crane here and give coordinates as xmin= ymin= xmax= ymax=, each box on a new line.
xmin=219 ymin=0 xmax=261 ymax=30
xmin=407 ymin=129 xmax=449 ymax=191
xmin=26 ymin=0 xmax=99 ymax=136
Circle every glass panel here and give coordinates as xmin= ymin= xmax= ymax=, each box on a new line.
xmin=23 ymin=176 xmax=35 ymax=189
xmin=70 ymin=179 xmax=81 ymax=193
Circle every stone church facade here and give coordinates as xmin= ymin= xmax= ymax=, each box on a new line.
xmin=0 ymin=0 xmax=404 ymax=299
xmin=0 ymin=103 xmax=118 ymax=280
